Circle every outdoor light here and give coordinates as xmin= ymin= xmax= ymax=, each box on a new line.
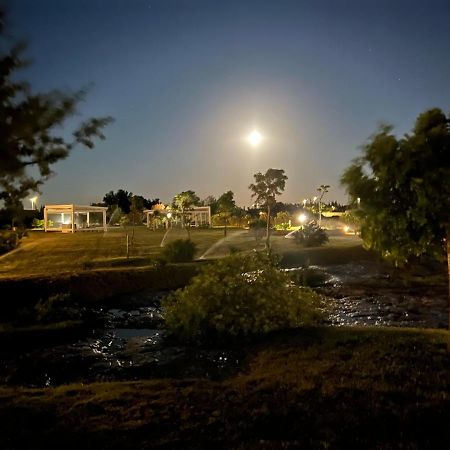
xmin=344 ymin=225 xmax=350 ymax=233
xmin=302 ymin=199 xmax=307 ymax=207
xmin=247 ymin=129 xmax=263 ymax=147
xmin=30 ymin=196 xmax=38 ymax=210
xmin=167 ymin=212 xmax=172 ymax=219
xmin=313 ymin=196 xmax=317 ymax=202
xmin=298 ymin=213 xmax=307 ymax=224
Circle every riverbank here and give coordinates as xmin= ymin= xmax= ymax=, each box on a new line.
xmin=1 ymin=326 xmax=449 ymax=449
xmin=0 ymin=263 xmax=201 ymax=319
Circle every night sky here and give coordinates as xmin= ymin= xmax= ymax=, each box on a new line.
xmin=10 ymin=0 xmax=450 ymax=207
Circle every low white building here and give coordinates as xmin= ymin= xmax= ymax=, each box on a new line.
xmin=144 ymin=206 xmax=211 ymax=228
xmin=44 ymin=204 xmax=107 ymax=233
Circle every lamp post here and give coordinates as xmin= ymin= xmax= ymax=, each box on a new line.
xmin=298 ymin=213 xmax=307 ymax=229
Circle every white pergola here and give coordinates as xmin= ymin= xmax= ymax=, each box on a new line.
xmin=144 ymin=206 xmax=211 ymax=229
xmin=44 ymin=204 xmax=107 ymax=233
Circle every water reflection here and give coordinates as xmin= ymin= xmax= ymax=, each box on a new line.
xmin=1 ymin=264 xmax=447 ymax=387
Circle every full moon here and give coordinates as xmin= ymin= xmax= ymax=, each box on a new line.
xmin=247 ymin=129 xmax=263 ymax=147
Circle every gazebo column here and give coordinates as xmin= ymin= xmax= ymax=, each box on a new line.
xmin=44 ymin=207 xmax=48 ymax=232
xmin=103 ymin=210 xmax=107 ymax=232
xmin=71 ymin=207 xmax=75 ymax=233
xmin=87 ymin=212 xmax=90 ymax=227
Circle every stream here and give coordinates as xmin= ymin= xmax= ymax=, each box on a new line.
xmin=1 ymin=262 xmax=447 ymax=387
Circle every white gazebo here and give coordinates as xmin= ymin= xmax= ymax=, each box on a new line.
xmin=44 ymin=204 xmax=107 ymax=233
xmin=144 ymin=205 xmax=211 ymax=229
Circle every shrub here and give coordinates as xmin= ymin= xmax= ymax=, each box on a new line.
xmin=294 ymin=222 xmax=329 ymax=247
xmin=163 ymin=252 xmax=322 ymax=342
xmin=0 ymin=230 xmax=19 ymax=254
xmin=34 ymin=293 xmax=72 ymax=322
xmin=161 ymin=239 xmax=197 ymax=263
xmin=32 ymin=218 xmax=45 ymax=228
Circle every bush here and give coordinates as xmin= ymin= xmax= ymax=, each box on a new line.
xmin=0 ymin=230 xmax=19 ymax=254
xmin=294 ymin=222 xmax=329 ymax=247
xmin=163 ymin=252 xmax=322 ymax=342
xmin=32 ymin=218 xmax=45 ymax=228
xmin=34 ymin=293 xmax=72 ymax=322
xmin=161 ymin=239 xmax=197 ymax=263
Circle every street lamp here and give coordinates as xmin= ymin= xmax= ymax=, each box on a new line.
xmin=298 ymin=213 xmax=307 ymax=225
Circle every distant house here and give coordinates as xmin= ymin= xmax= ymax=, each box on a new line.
xmin=44 ymin=204 xmax=107 ymax=233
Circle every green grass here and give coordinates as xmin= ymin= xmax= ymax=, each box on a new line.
xmin=1 ymin=326 xmax=449 ymax=448
xmin=0 ymin=227 xmax=228 ymax=277
xmin=0 ymin=227 xmax=369 ymax=278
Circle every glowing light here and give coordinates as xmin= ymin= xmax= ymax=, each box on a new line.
xmin=298 ymin=213 xmax=307 ymax=224
xmin=247 ymin=130 xmax=263 ymax=147
xmin=344 ymin=225 xmax=350 ymax=233
xmin=167 ymin=212 xmax=172 ymax=219
xmin=302 ymin=199 xmax=307 ymax=206
xmin=313 ymin=196 xmax=317 ymax=202
xmin=30 ymin=196 xmax=38 ymax=210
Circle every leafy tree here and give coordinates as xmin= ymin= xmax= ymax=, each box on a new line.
xmin=103 ymin=190 xmax=158 ymax=216
xmin=317 ymin=184 xmax=330 ymax=228
xmin=341 ymin=108 xmax=450 ymax=324
xmin=216 ymin=190 xmax=236 ymax=236
xmin=173 ymin=190 xmax=200 ymax=238
xmin=103 ymin=189 xmax=131 ymax=214
xmin=0 ymin=12 xmax=112 ymax=224
xmin=143 ymin=197 xmax=160 ymax=210
xmin=249 ymin=168 xmax=288 ymax=248
xmin=274 ymin=211 xmax=291 ymax=230
xmin=128 ymin=195 xmax=144 ymax=225
xmin=202 ymin=195 xmax=218 ymax=215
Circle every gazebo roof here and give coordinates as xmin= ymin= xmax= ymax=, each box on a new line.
xmin=44 ymin=204 xmax=107 ymax=212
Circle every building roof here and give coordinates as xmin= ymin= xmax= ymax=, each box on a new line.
xmin=44 ymin=204 xmax=107 ymax=212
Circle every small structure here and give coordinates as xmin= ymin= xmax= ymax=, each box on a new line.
xmin=144 ymin=205 xmax=211 ymax=229
xmin=44 ymin=204 xmax=107 ymax=233
xmin=187 ymin=206 xmax=211 ymax=227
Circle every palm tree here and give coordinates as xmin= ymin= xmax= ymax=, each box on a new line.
xmin=317 ymin=184 xmax=330 ymax=228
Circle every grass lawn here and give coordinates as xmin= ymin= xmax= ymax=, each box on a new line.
xmin=0 ymin=227 xmax=229 ymax=278
xmin=200 ymin=228 xmax=372 ymax=266
xmin=1 ymin=326 xmax=449 ymax=449
xmin=0 ymin=227 xmax=368 ymax=278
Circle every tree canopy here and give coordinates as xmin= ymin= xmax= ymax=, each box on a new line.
xmin=341 ymin=108 xmax=450 ymax=265
xmin=173 ymin=190 xmax=200 ymax=238
xmin=317 ymin=184 xmax=330 ymax=228
xmin=216 ymin=190 xmax=236 ymax=236
xmin=103 ymin=190 xmax=159 ymax=214
xmin=249 ymin=168 xmax=288 ymax=248
xmin=0 ymin=11 xmax=112 ymax=220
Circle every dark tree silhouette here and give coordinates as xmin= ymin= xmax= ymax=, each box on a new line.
xmin=0 ymin=10 xmax=113 ymax=223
